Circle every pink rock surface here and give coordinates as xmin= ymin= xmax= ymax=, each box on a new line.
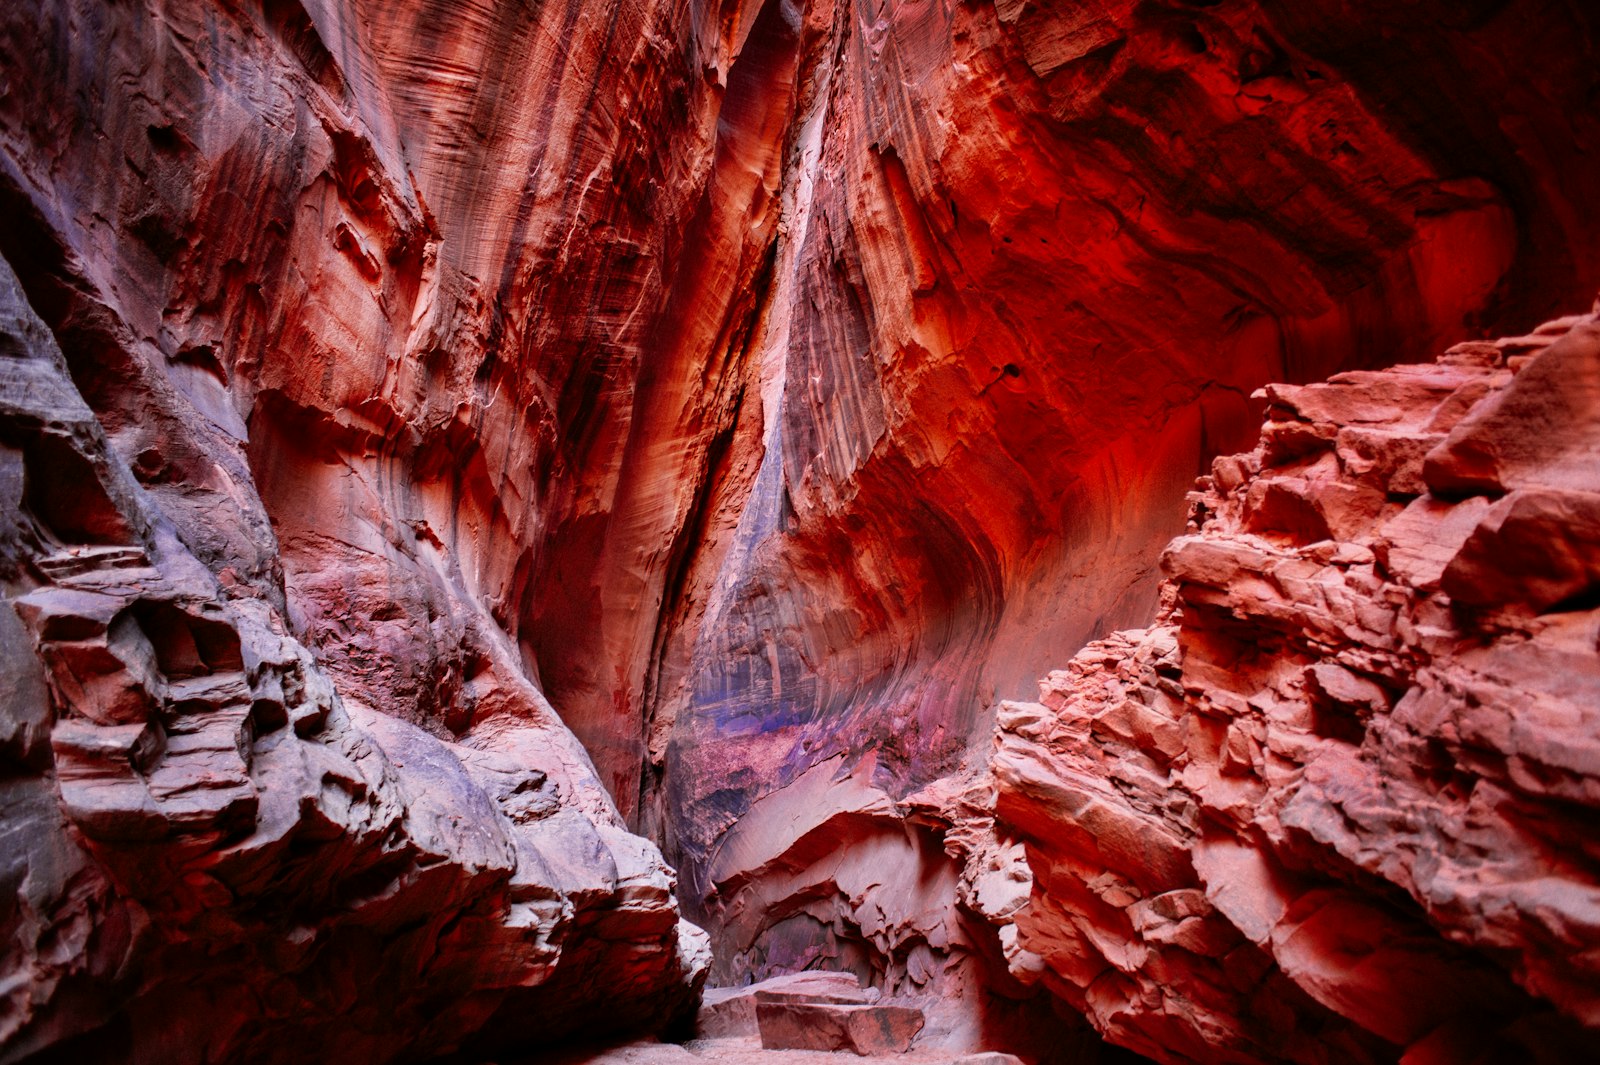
xmin=1 ymin=0 xmax=1600 ymax=1062
xmin=757 ymin=1001 xmax=927 ymax=1056
xmin=955 ymin=312 xmax=1600 ymax=1063
xmin=0 ymin=245 xmax=706 ymax=1062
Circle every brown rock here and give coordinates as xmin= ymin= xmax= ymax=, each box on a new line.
xmin=699 ymin=971 xmax=876 ymax=1038
xmin=756 ymin=1001 xmax=926 ymax=1055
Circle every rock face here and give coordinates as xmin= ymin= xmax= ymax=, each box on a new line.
xmin=3 ymin=0 xmax=1600 ymax=1062
xmin=957 ymin=312 xmax=1600 ymax=1063
xmin=0 ymin=254 xmax=707 ymax=1061
xmin=644 ymin=0 xmax=1600 ymax=1014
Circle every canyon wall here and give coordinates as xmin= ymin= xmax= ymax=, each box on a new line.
xmin=658 ymin=0 xmax=1600 ymax=1016
xmin=0 ymin=253 xmax=706 ymax=1062
xmin=1 ymin=0 xmax=754 ymax=1057
xmin=949 ymin=311 xmax=1600 ymax=1063
xmin=1 ymin=0 xmax=1600 ymax=1062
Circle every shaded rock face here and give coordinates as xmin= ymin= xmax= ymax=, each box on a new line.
xmin=2 ymin=0 xmax=1600 ymax=1062
xmin=951 ymin=313 xmax=1600 ymax=1063
xmin=0 ymin=255 xmax=707 ymax=1062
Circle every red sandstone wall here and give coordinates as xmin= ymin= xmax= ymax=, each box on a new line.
xmin=651 ymin=0 xmax=1600 ymax=979
xmin=948 ymin=312 xmax=1600 ymax=1063
xmin=2 ymin=0 xmax=1599 ymax=1061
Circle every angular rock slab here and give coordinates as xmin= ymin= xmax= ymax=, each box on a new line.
xmin=756 ymin=1001 xmax=925 ymax=1056
xmin=699 ymin=970 xmax=877 ymax=1038
xmin=953 ymin=312 xmax=1600 ymax=1064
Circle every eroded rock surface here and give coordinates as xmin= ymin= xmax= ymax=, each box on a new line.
xmin=3 ymin=0 xmax=1600 ymax=1062
xmin=955 ymin=313 xmax=1600 ymax=1063
xmin=0 ymin=241 xmax=704 ymax=1061
xmin=643 ymin=0 xmax=1600 ymax=1026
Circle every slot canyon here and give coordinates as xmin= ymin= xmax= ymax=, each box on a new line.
xmin=2 ymin=0 xmax=1599 ymax=1062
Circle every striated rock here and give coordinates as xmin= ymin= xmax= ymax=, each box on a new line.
xmin=960 ymin=311 xmax=1600 ymax=1063
xmin=2 ymin=0 xmax=1600 ymax=1061
xmin=0 ymin=252 xmax=705 ymax=1061
xmin=643 ymin=0 xmax=1600 ymax=1023
xmin=1 ymin=0 xmax=755 ymax=1056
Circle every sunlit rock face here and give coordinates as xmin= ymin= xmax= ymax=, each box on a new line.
xmin=2 ymin=0 xmax=1600 ymax=1061
xmin=949 ymin=313 xmax=1600 ymax=1063
xmin=654 ymin=0 xmax=1600 ymax=1001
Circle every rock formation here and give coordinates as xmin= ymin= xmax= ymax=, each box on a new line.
xmin=0 ymin=251 xmax=706 ymax=1062
xmin=1 ymin=0 xmax=1600 ymax=1062
xmin=649 ymin=0 xmax=1600 ymax=1053
xmin=952 ymin=313 xmax=1600 ymax=1063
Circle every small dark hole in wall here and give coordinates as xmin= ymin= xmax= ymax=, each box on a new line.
xmin=146 ymin=124 xmax=181 ymax=152
xmin=1002 ymin=363 xmax=1022 ymax=378
xmin=250 ymin=698 xmax=289 ymax=736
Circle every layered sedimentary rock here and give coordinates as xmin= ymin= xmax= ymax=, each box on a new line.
xmin=3 ymin=0 xmax=1600 ymax=1061
xmin=654 ymin=0 xmax=1600 ymax=1041
xmin=0 ymin=0 xmax=794 ymax=811
xmin=0 ymin=254 xmax=707 ymax=1062
xmin=1 ymin=0 xmax=731 ymax=1054
xmin=0 ymin=0 xmax=801 ymax=1056
xmin=955 ymin=313 xmax=1600 ymax=1062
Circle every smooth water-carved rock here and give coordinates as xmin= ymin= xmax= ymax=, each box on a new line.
xmin=651 ymin=0 xmax=1600 ymax=1020
xmin=3 ymin=0 xmax=1600 ymax=1061
xmin=958 ymin=312 xmax=1600 ymax=1064
xmin=0 ymin=254 xmax=705 ymax=1062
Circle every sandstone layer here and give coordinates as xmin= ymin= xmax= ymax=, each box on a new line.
xmin=645 ymin=0 xmax=1600 ymax=1010
xmin=2 ymin=0 xmax=1600 ymax=1062
xmin=652 ymin=2 xmax=1600 ymax=1054
xmin=951 ymin=312 xmax=1600 ymax=1063
xmin=0 ymin=252 xmax=707 ymax=1062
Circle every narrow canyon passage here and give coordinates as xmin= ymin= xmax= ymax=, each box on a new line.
xmin=1 ymin=1 xmax=1599 ymax=1064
